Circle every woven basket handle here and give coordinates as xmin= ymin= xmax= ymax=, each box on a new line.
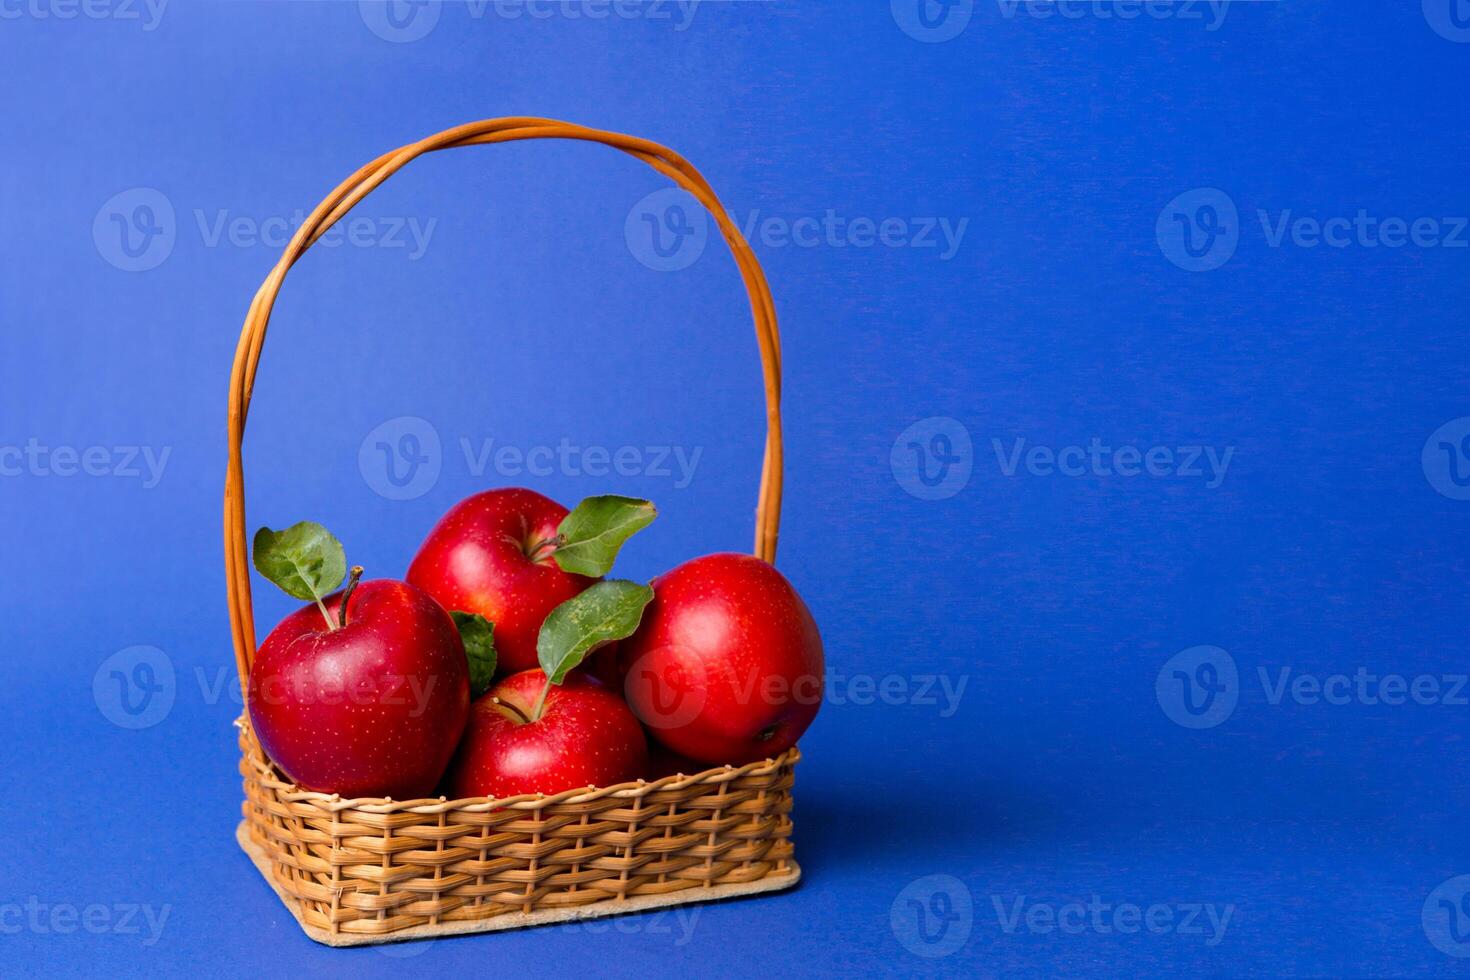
xmin=225 ymin=118 xmax=784 ymax=692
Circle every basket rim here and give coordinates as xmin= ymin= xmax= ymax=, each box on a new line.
xmin=237 ymin=715 xmax=800 ymax=814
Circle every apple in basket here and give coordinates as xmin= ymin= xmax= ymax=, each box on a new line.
xmin=247 ymin=522 xmax=470 ymax=800
xmin=408 ymin=489 xmax=656 ymax=675
xmin=445 ymin=580 xmax=654 ymax=798
xmin=621 ymin=552 xmax=825 ymax=766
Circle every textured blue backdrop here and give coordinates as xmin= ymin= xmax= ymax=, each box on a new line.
xmin=3 ymin=1 xmax=1469 ymax=976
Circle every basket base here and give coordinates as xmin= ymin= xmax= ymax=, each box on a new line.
xmin=236 ymin=821 xmax=802 ymax=947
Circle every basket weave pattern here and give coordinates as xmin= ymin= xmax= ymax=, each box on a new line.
xmin=239 ymin=721 xmax=798 ymax=941
xmin=225 ymin=119 xmax=800 ymax=944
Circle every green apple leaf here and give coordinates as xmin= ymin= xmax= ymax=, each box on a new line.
xmin=251 ymin=522 xmax=347 ymax=603
xmin=450 ymin=611 xmax=497 ymax=699
xmin=552 ymin=495 xmax=657 ymax=577
xmin=537 ymin=579 xmax=654 ymax=685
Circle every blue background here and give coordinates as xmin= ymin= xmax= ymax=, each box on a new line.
xmin=3 ymin=0 xmax=1469 ymax=975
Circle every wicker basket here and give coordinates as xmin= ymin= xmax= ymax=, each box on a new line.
xmin=224 ymin=118 xmax=801 ymax=946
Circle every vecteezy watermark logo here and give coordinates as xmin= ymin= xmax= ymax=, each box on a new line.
xmin=1162 ymin=189 xmax=1469 ymax=271
xmin=0 ymin=0 xmax=169 ymax=29
xmin=0 ymin=440 xmax=171 ymax=487
xmin=93 ymin=646 xmax=176 ymax=730
xmin=1425 ymin=875 xmax=1470 ymax=957
xmin=1424 ymin=0 xmax=1470 ymax=42
xmin=624 ymin=655 xmax=966 ymax=731
xmin=826 ymin=673 xmax=967 ymax=717
xmin=194 ymin=209 xmax=436 ymax=258
xmin=627 ymin=193 xmax=968 ymax=268
xmin=891 ymin=875 xmax=974 ymax=958
xmin=622 ymin=647 xmax=710 ymax=733
xmin=892 ymin=417 xmax=974 ymax=500
xmin=556 ymin=907 xmax=701 ymax=944
xmin=94 ymin=188 xmax=176 ymax=272
xmin=992 ymin=438 xmax=1234 ymax=488
xmin=250 ymin=672 xmax=443 ymax=716
xmin=1158 ymin=654 xmax=1468 ymax=724
xmin=891 ymin=0 xmax=973 ymax=42
xmin=461 ymin=437 xmax=701 ymax=488
xmin=362 ymin=0 xmax=698 ymax=39
xmin=736 ymin=210 xmax=968 ymax=260
xmin=1422 ymin=418 xmax=1470 ymax=501
xmin=1156 ymin=646 xmax=1238 ymax=729
xmin=626 ymin=188 xmax=709 ymax=272
xmin=0 ymin=899 xmax=171 ymax=946
xmin=96 ymin=190 xmax=435 ymax=271
xmin=359 ymin=416 xmax=442 ymax=501
xmin=992 ymin=895 xmax=1234 ymax=946
xmin=1157 ymin=188 xmax=1239 ymax=272
xmin=1257 ymin=667 xmax=1469 ymax=708
xmin=996 ymin=1 xmax=1231 ymax=30
xmin=358 ymin=418 xmax=703 ymax=501
xmin=359 ymin=0 xmax=441 ymax=42
xmin=1258 ymin=210 xmax=1469 ymax=250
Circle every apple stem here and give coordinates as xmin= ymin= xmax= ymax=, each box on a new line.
xmin=492 ymin=696 xmax=531 ymax=725
xmin=336 ymin=566 xmax=365 ymax=629
xmin=525 ymin=535 xmax=565 ymax=564
xmin=313 ymin=597 xmax=335 ymax=631
xmin=530 ymin=678 xmax=554 ymax=723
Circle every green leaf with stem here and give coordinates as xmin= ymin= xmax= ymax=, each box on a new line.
xmin=552 ymin=496 xmax=657 ymax=577
xmin=532 ymin=579 xmax=654 ymax=720
xmin=252 ymin=522 xmax=348 ymax=629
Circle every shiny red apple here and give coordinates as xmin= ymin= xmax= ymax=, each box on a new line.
xmin=248 ymin=578 xmax=470 ymax=799
xmin=621 ymin=553 xmax=825 ymax=765
xmin=444 ymin=668 xmax=648 ymax=799
xmin=407 ymin=488 xmax=596 ymax=674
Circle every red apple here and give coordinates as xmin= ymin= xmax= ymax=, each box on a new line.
xmin=620 ymin=553 xmax=824 ymax=765
xmin=444 ymin=668 xmax=648 ymax=799
xmin=248 ymin=578 xmax=470 ymax=799
xmin=407 ymin=488 xmax=596 ymax=674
